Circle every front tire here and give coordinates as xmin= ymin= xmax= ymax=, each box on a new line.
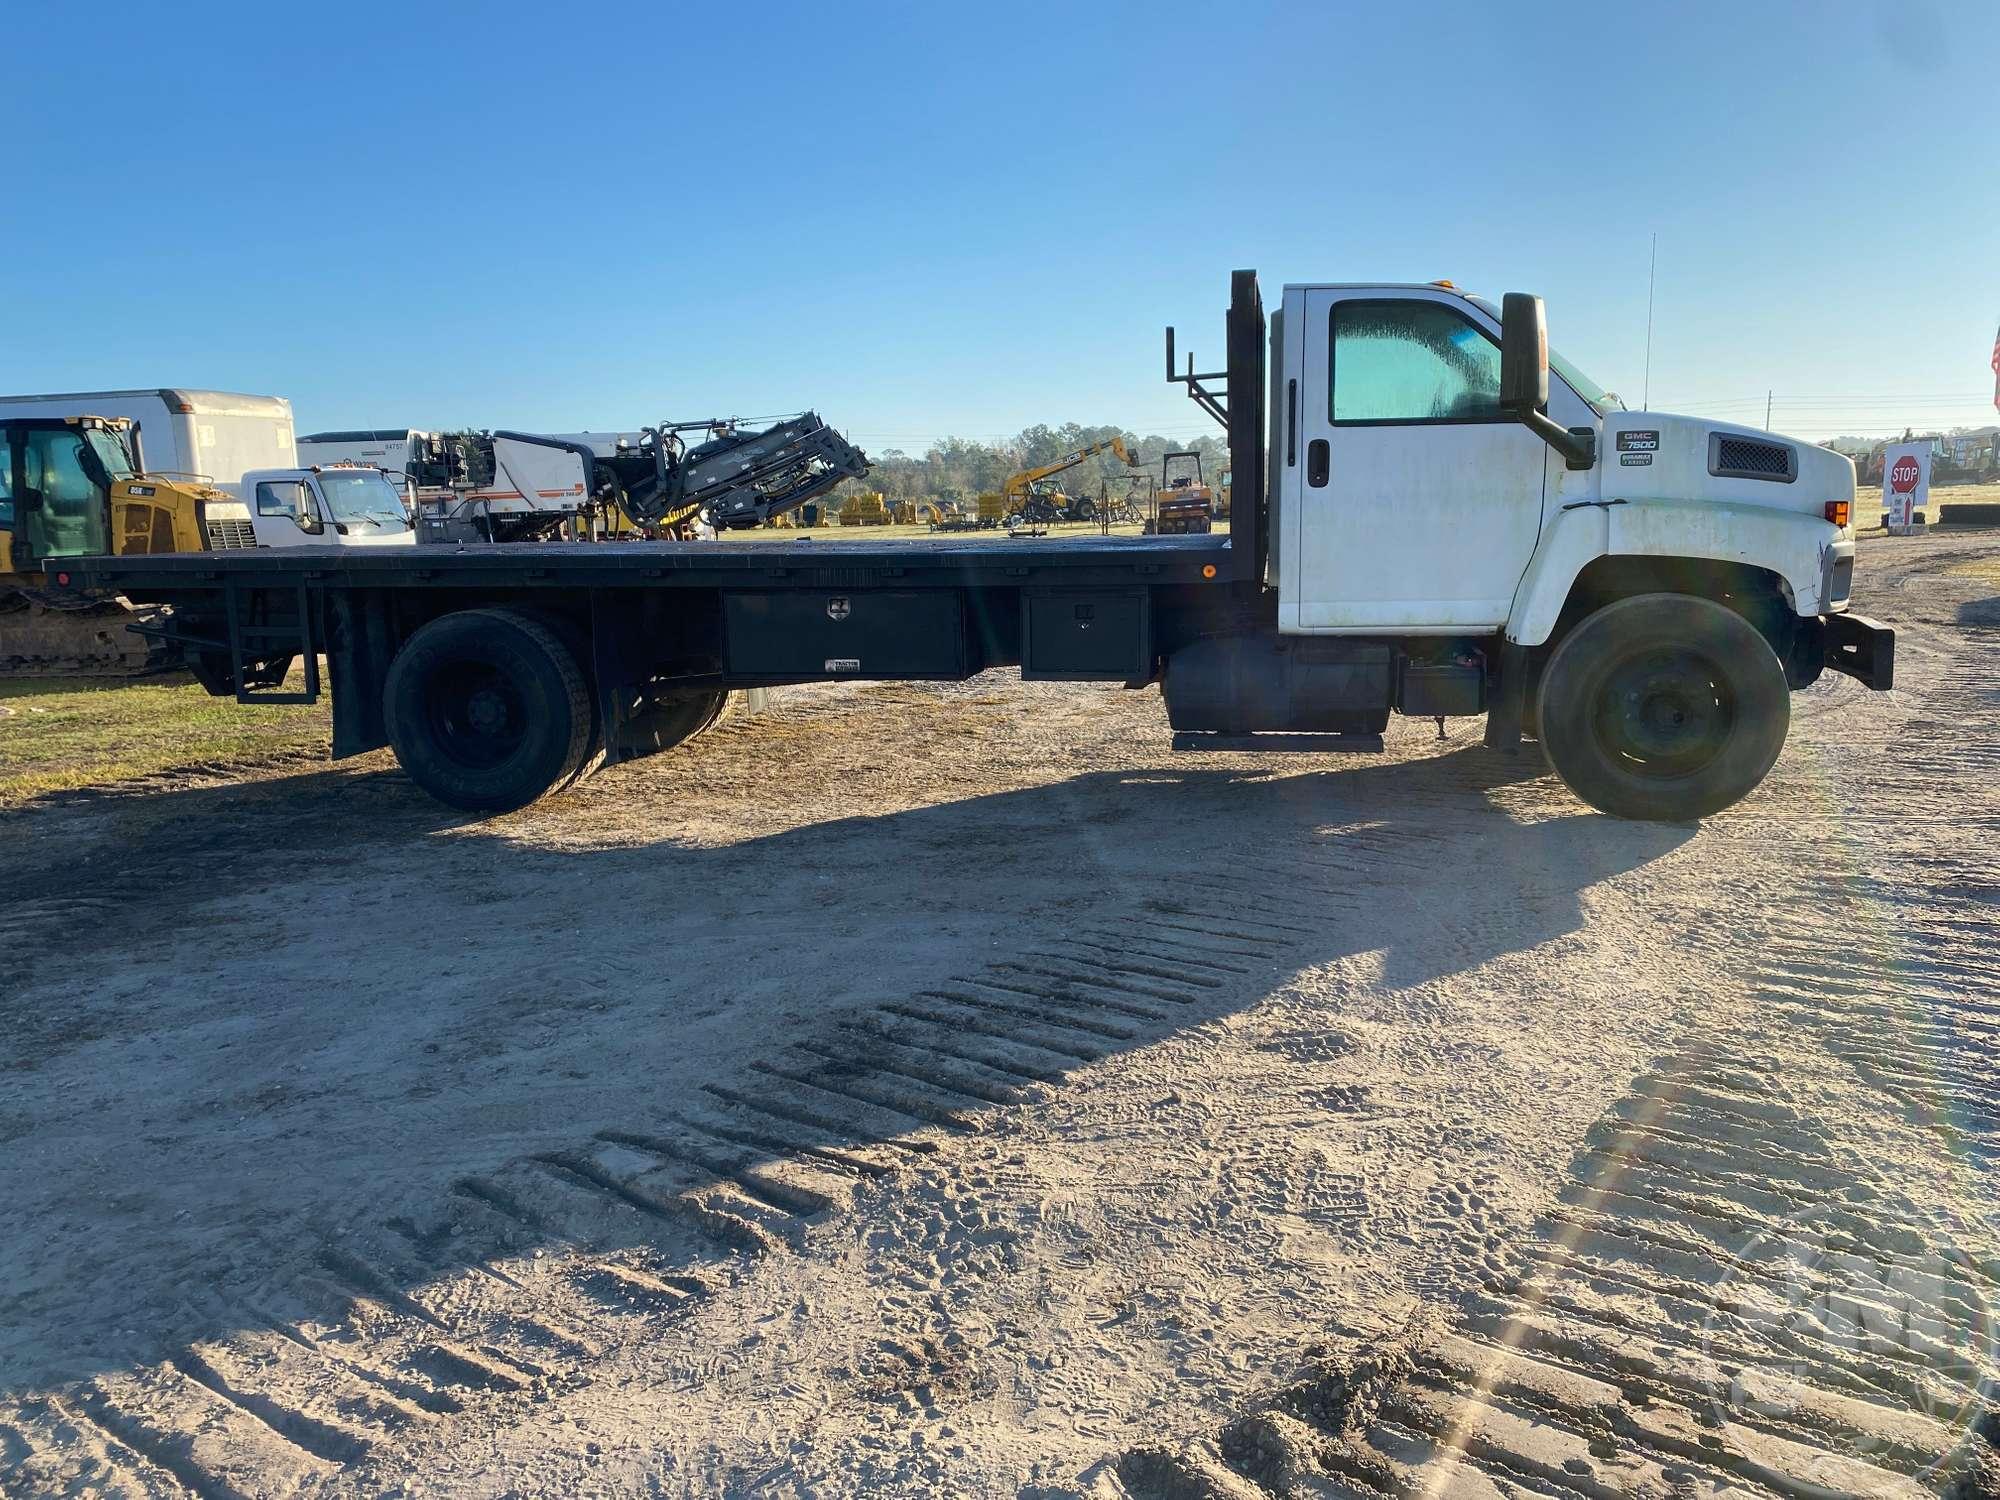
xmin=1536 ymin=593 xmax=1789 ymax=821
xmin=384 ymin=608 xmax=593 ymax=813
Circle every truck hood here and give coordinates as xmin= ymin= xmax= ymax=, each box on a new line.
xmin=328 ymin=523 xmax=417 ymax=547
xmin=1600 ymin=412 xmax=1854 ymax=519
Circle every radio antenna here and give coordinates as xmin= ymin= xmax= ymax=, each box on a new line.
xmin=1643 ymin=232 xmax=1657 ymax=410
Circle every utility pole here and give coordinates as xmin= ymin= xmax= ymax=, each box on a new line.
xmin=1643 ymin=233 xmax=1657 ymax=410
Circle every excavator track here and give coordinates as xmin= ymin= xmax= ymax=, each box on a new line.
xmin=0 ymin=594 xmax=171 ymax=677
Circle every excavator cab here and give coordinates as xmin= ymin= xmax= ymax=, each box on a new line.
xmin=0 ymin=416 xmax=135 ymax=573
xmin=1 ymin=416 xmax=248 ymax=674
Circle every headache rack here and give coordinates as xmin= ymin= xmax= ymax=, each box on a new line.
xmin=1164 ymin=269 xmax=1268 ymax=586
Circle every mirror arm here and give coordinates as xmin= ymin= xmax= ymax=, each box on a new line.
xmin=1508 ymin=405 xmax=1597 ymax=470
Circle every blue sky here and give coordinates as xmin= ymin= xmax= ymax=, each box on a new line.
xmin=10 ymin=0 xmax=1995 ymax=445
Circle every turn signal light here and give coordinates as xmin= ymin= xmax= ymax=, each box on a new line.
xmin=1825 ymin=500 xmax=1851 ymax=528
xmin=1202 ymin=564 xmax=1217 ymax=579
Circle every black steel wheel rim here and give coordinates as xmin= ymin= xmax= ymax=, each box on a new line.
xmin=427 ymin=660 xmax=526 ymax=769
xmin=1591 ymin=647 xmax=1734 ymax=776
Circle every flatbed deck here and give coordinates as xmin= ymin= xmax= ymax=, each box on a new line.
xmin=63 ymin=532 xmax=1233 ymax=596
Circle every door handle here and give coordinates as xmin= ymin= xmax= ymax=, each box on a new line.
xmin=1306 ymin=439 xmax=1329 ymax=488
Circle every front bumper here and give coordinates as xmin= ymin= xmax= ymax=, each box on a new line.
xmin=1825 ymin=611 xmax=1895 ymax=690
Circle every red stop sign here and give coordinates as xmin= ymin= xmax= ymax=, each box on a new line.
xmin=1890 ymin=454 xmax=1921 ymax=493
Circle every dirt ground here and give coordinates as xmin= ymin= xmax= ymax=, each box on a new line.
xmin=2 ymin=531 xmax=1998 ymax=1498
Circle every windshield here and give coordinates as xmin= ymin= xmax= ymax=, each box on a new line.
xmin=1469 ymin=296 xmax=1623 ymax=412
xmin=314 ymin=469 xmax=409 ymax=525
xmin=84 ymin=428 xmax=137 ymax=480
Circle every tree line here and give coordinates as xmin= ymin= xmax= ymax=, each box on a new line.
xmin=832 ymin=423 xmax=1229 ymax=503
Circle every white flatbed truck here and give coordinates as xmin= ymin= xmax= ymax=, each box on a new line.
xmin=49 ymin=272 xmax=1892 ymax=820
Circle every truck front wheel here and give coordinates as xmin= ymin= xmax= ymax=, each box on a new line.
xmin=384 ymin=608 xmax=593 ymax=813
xmin=1536 ymin=593 xmax=1789 ymax=822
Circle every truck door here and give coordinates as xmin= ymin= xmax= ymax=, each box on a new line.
xmin=252 ymin=478 xmax=321 ymax=547
xmin=1291 ymin=290 xmax=1551 ymax=631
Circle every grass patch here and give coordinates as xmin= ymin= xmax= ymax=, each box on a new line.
xmin=0 ymin=669 xmax=329 ymax=803
xmin=1945 ymin=557 xmax=2000 ymax=585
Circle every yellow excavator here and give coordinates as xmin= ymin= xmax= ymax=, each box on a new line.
xmin=978 ymin=435 xmax=1135 ymax=526
xmin=1 ymin=414 xmax=256 ymax=674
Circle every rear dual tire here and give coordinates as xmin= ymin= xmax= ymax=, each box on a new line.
xmin=383 ymin=610 xmax=740 ymax=814
xmin=1536 ymin=593 xmax=1789 ymax=822
xmin=384 ymin=608 xmax=594 ymax=814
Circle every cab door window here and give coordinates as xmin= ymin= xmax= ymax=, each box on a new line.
xmin=256 ymin=480 xmax=307 ymax=518
xmin=20 ymin=427 xmax=109 ymax=559
xmin=1330 ymin=300 xmax=1505 ymax=424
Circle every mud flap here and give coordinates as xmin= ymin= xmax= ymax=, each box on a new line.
xmin=1482 ymin=641 xmax=1530 ymax=752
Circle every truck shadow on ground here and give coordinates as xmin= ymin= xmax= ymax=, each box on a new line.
xmin=0 ymin=742 xmax=1693 ymax=1432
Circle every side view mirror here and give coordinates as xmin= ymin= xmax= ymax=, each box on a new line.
xmin=1498 ymin=291 xmax=1596 ymax=472
xmin=296 ymin=489 xmax=323 ymax=534
xmin=1499 ymin=292 xmax=1549 ymax=415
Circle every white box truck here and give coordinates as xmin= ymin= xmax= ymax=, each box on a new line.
xmin=0 ymin=389 xmax=296 ymax=494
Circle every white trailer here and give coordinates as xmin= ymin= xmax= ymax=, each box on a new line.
xmin=295 ymin=429 xmax=438 ymax=477
xmin=0 ymin=390 xmax=295 ymax=496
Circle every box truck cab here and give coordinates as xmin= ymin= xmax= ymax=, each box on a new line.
xmin=242 ymin=465 xmax=416 ymax=548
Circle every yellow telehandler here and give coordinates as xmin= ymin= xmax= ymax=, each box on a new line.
xmin=977 ymin=436 xmax=1135 ymax=526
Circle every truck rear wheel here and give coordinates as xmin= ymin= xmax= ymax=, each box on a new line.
xmin=616 ymin=687 xmax=731 ymax=759
xmin=384 ymin=608 xmax=593 ymax=813
xmin=1536 ymin=592 xmax=1789 ymax=822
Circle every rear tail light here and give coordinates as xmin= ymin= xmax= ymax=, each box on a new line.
xmin=1825 ymin=500 xmax=1851 ymax=528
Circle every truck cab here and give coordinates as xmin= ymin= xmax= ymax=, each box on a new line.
xmin=242 ymin=465 xmax=417 ymax=548
xmin=1159 ymin=271 xmax=1887 ymax=820
xmin=1268 ymin=281 xmax=1856 ymax=637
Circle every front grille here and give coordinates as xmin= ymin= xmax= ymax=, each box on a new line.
xmin=206 ymin=518 xmax=258 ymax=549
xmin=1710 ymin=433 xmax=1796 ymax=482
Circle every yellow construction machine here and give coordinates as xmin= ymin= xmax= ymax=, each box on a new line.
xmin=977 ymin=436 xmax=1135 ymax=526
xmin=1 ymin=415 xmax=256 ymax=673
xmin=1153 ymin=450 xmax=1214 ymax=535
xmin=837 ymin=491 xmax=892 ymax=525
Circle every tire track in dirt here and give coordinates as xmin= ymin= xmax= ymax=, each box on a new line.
xmin=2 ymin=778 xmax=1437 ymax=1497
xmin=10 ymin=579 xmax=1955 ymax=1493
xmin=1109 ymin=553 xmax=2000 ymax=1500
